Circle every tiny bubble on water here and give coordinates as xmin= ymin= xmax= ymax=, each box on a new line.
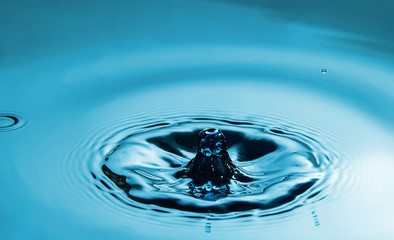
xmin=321 ymin=68 xmax=327 ymax=74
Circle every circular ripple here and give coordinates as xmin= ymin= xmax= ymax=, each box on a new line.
xmin=79 ymin=112 xmax=339 ymax=219
xmin=0 ymin=113 xmax=27 ymax=132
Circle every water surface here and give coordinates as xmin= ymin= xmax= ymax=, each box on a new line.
xmin=1 ymin=1 xmax=394 ymax=240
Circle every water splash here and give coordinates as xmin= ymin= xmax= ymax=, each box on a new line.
xmin=80 ymin=114 xmax=338 ymax=218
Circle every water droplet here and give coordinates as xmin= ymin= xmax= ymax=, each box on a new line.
xmin=0 ymin=113 xmax=27 ymax=132
xmin=310 ymin=207 xmax=321 ymax=227
xmin=321 ymin=68 xmax=327 ymax=74
xmin=204 ymin=181 xmax=213 ymax=192
xmin=205 ymin=222 xmax=211 ymax=233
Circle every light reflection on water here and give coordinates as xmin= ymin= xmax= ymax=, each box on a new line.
xmin=1 ymin=1 xmax=394 ymax=240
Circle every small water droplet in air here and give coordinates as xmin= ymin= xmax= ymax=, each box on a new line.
xmin=311 ymin=208 xmax=321 ymax=227
xmin=205 ymin=222 xmax=211 ymax=233
xmin=321 ymin=68 xmax=327 ymax=74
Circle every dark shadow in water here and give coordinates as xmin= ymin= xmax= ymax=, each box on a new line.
xmin=147 ymin=129 xmax=277 ymax=162
xmin=102 ymin=164 xmax=316 ymax=214
xmin=147 ymin=128 xmax=277 ymax=191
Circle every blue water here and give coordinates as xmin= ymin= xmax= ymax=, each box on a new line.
xmin=1 ymin=1 xmax=394 ymax=240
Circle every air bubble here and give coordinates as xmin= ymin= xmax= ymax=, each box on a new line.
xmin=321 ymin=68 xmax=327 ymax=74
